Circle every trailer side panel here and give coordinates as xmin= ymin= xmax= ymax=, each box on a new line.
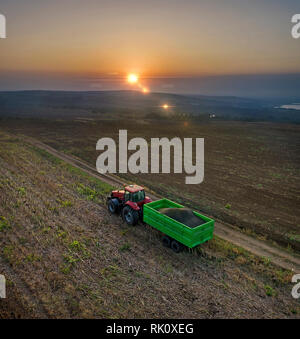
xmin=143 ymin=199 xmax=214 ymax=248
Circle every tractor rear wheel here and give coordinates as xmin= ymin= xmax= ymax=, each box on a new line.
xmin=170 ymin=240 xmax=183 ymax=253
xmin=108 ymin=198 xmax=119 ymax=214
xmin=122 ymin=206 xmax=139 ymax=226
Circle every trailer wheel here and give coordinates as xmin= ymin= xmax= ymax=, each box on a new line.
xmin=162 ymin=236 xmax=171 ymax=248
xmin=122 ymin=206 xmax=139 ymax=226
xmin=171 ymin=240 xmax=183 ymax=253
xmin=108 ymin=198 xmax=119 ymax=214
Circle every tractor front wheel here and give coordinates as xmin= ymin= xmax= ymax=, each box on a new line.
xmin=108 ymin=198 xmax=119 ymax=214
xmin=122 ymin=206 xmax=139 ymax=226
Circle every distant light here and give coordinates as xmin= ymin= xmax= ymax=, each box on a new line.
xmin=127 ymin=74 xmax=138 ymax=84
xmin=163 ymin=104 xmax=169 ymax=109
xmin=142 ymin=87 xmax=149 ymax=94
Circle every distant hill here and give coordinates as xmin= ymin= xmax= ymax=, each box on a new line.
xmin=0 ymin=90 xmax=299 ymax=123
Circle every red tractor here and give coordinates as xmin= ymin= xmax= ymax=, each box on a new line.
xmin=107 ymin=184 xmax=152 ymax=225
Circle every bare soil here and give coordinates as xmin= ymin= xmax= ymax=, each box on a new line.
xmin=21 ymin=133 xmax=300 ymax=272
xmin=0 ymin=130 xmax=299 ymax=318
xmin=1 ymin=118 xmax=298 ymax=253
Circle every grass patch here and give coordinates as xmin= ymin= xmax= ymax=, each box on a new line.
xmin=287 ymin=233 xmax=300 ymax=243
xmin=205 ymin=236 xmax=246 ymax=260
xmin=17 ymin=187 xmax=26 ymax=195
xmin=59 ymin=199 xmax=73 ymax=208
xmin=65 ymin=165 xmax=114 ymax=195
xmin=76 ymin=184 xmax=100 ymax=202
xmin=32 ymin=147 xmax=62 ymax=165
xmin=69 ymin=240 xmax=84 ymax=252
xmin=61 ymin=254 xmax=79 ymax=274
xmin=25 ymin=253 xmax=41 ymax=262
xmin=119 ymin=243 xmax=131 ymax=252
xmin=100 ymin=265 xmax=121 ymax=280
xmin=264 ymin=285 xmax=275 ymax=297
xmin=56 ymin=229 xmax=67 ymax=238
xmin=3 ymin=245 xmax=15 ymax=264
xmin=69 ymin=240 xmax=90 ymax=258
xmin=0 ymin=216 xmax=10 ymax=232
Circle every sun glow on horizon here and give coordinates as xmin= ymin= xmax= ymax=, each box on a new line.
xmin=126 ymin=73 xmax=151 ymax=93
xmin=127 ymin=73 xmax=138 ymax=84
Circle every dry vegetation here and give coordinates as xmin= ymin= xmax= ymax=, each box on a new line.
xmin=0 ymin=130 xmax=299 ymax=318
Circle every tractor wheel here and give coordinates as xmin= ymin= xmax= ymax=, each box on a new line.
xmin=162 ymin=236 xmax=171 ymax=248
xmin=122 ymin=206 xmax=139 ymax=226
xmin=108 ymin=198 xmax=119 ymax=214
xmin=170 ymin=240 xmax=183 ymax=253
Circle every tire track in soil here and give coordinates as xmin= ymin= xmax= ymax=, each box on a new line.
xmin=22 ymin=136 xmax=300 ymax=273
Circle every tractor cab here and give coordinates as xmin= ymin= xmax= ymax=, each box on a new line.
xmin=124 ymin=185 xmax=146 ymax=203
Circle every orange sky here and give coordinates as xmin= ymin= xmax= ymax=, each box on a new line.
xmin=1 ymin=0 xmax=300 ymax=77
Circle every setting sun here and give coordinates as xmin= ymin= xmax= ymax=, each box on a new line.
xmin=163 ymin=104 xmax=169 ymax=109
xmin=127 ymin=74 xmax=138 ymax=84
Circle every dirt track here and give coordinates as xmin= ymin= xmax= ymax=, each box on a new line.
xmin=23 ymin=135 xmax=300 ymax=273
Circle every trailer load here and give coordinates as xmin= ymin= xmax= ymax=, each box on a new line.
xmin=158 ymin=207 xmax=206 ymax=228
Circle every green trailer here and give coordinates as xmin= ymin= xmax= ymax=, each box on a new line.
xmin=143 ymin=198 xmax=214 ymax=252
